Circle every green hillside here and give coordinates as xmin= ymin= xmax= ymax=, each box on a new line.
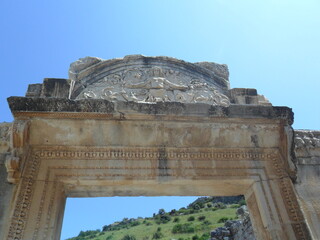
xmin=66 ymin=197 xmax=245 ymax=240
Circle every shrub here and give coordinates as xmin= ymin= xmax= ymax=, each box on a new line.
xmin=177 ymin=208 xmax=187 ymax=215
xmin=192 ymin=204 xmax=201 ymax=210
xmin=192 ymin=235 xmax=199 ymax=240
xmin=155 ymin=214 xmax=171 ymax=224
xmin=239 ymin=199 xmax=246 ymax=206
xmin=121 ymin=235 xmax=137 ymax=240
xmin=102 ymin=225 xmax=108 ymax=231
xmin=202 ymin=220 xmax=211 ymax=225
xmin=230 ymin=204 xmax=240 ymax=208
xmin=172 ymin=224 xmax=182 ymax=233
xmin=213 ymin=202 xmax=226 ymax=209
xmin=198 ymin=216 xmax=206 ymax=221
xmin=152 ymin=231 xmax=163 ymax=239
xmin=187 ymin=216 xmax=195 ymax=221
xmin=173 ymin=217 xmax=180 ymax=222
xmin=182 ymin=210 xmax=190 ymax=215
xmin=130 ymin=221 xmax=140 ymax=227
xmin=172 ymin=223 xmax=195 ymax=234
xmin=199 ymin=233 xmax=210 ymax=240
xmin=188 ymin=199 xmax=205 ymax=210
xmin=169 ymin=209 xmax=177 ymax=215
xmin=206 ymin=203 xmax=212 ymax=208
xmin=77 ymin=229 xmax=100 ymax=238
xmin=217 ymin=217 xmax=229 ymax=223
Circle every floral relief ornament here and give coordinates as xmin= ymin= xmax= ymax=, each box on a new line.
xmin=79 ymin=67 xmax=230 ymax=107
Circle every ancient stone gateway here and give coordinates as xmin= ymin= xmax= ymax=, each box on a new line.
xmin=0 ymin=55 xmax=319 ymax=239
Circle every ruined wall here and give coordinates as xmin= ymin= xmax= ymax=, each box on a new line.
xmin=0 ymin=123 xmax=15 ymax=238
xmin=210 ymin=206 xmax=255 ymax=240
xmin=294 ymin=130 xmax=320 ymax=240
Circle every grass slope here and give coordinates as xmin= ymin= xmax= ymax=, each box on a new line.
xmin=67 ymin=198 xmax=244 ymax=240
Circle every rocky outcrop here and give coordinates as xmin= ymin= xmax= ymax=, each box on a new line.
xmin=210 ymin=206 xmax=255 ymax=240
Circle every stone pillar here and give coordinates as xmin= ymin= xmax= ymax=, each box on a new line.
xmin=244 ymin=148 xmax=312 ymax=240
xmin=4 ymin=152 xmax=66 ymax=240
xmin=246 ymin=178 xmax=311 ymax=240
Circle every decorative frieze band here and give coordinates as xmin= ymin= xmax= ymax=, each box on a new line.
xmin=34 ymin=147 xmax=278 ymax=161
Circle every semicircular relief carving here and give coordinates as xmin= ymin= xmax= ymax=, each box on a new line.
xmin=76 ymin=66 xmax=230 ymax=107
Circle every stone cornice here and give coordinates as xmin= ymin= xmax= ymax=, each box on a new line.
xmin=7 ymin=97 xmax=293 ymax=124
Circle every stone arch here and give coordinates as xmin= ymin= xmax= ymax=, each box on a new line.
xmin=1 ymin=56 xmax=315 ymax=240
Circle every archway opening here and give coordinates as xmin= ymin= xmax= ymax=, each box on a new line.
xmin=61 ymin=195 xmax=252 ymax=240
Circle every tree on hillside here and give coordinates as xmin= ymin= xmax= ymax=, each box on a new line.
xmin=158 ymin=208 xmax=166 ymax=215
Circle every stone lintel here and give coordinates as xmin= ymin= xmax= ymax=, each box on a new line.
xmin=7 ymin=97 xmax=293 ymax=124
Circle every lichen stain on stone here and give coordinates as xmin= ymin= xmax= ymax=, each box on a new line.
xmin=251 ymin=135 xmax=259 ymax=148
xmin=157 ymin=146 xmax=169 ymax=181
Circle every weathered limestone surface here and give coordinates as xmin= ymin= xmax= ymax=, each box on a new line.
xmin=294 ymin=130 xmax=320 ymax=240
xmin=68 ymin=55 xmax=231 ymax=104
xmin=0 ymin=55 xmax=317 ymax=240
xmin=0 ymin=123 xmax=16 ymax=239
xmin=0 ymin=155 xmax=15 ymax=239
xmin=24 ymin=55 xmax=270 ymax=107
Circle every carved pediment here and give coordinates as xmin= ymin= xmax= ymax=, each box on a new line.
xmin=68 ymin=55 xmax=231 ymax=107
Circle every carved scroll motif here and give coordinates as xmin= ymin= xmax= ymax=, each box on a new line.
xmin=77 ymin=67 xmax=230 ymax=107
xmin=5 ymin=155 xmax=20 ymax=183
xmin=295 ymin=131 xmax=320 ymax=149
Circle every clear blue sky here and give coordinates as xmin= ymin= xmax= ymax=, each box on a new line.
xmin=1 ymin=1 xmax=319 ymax=239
